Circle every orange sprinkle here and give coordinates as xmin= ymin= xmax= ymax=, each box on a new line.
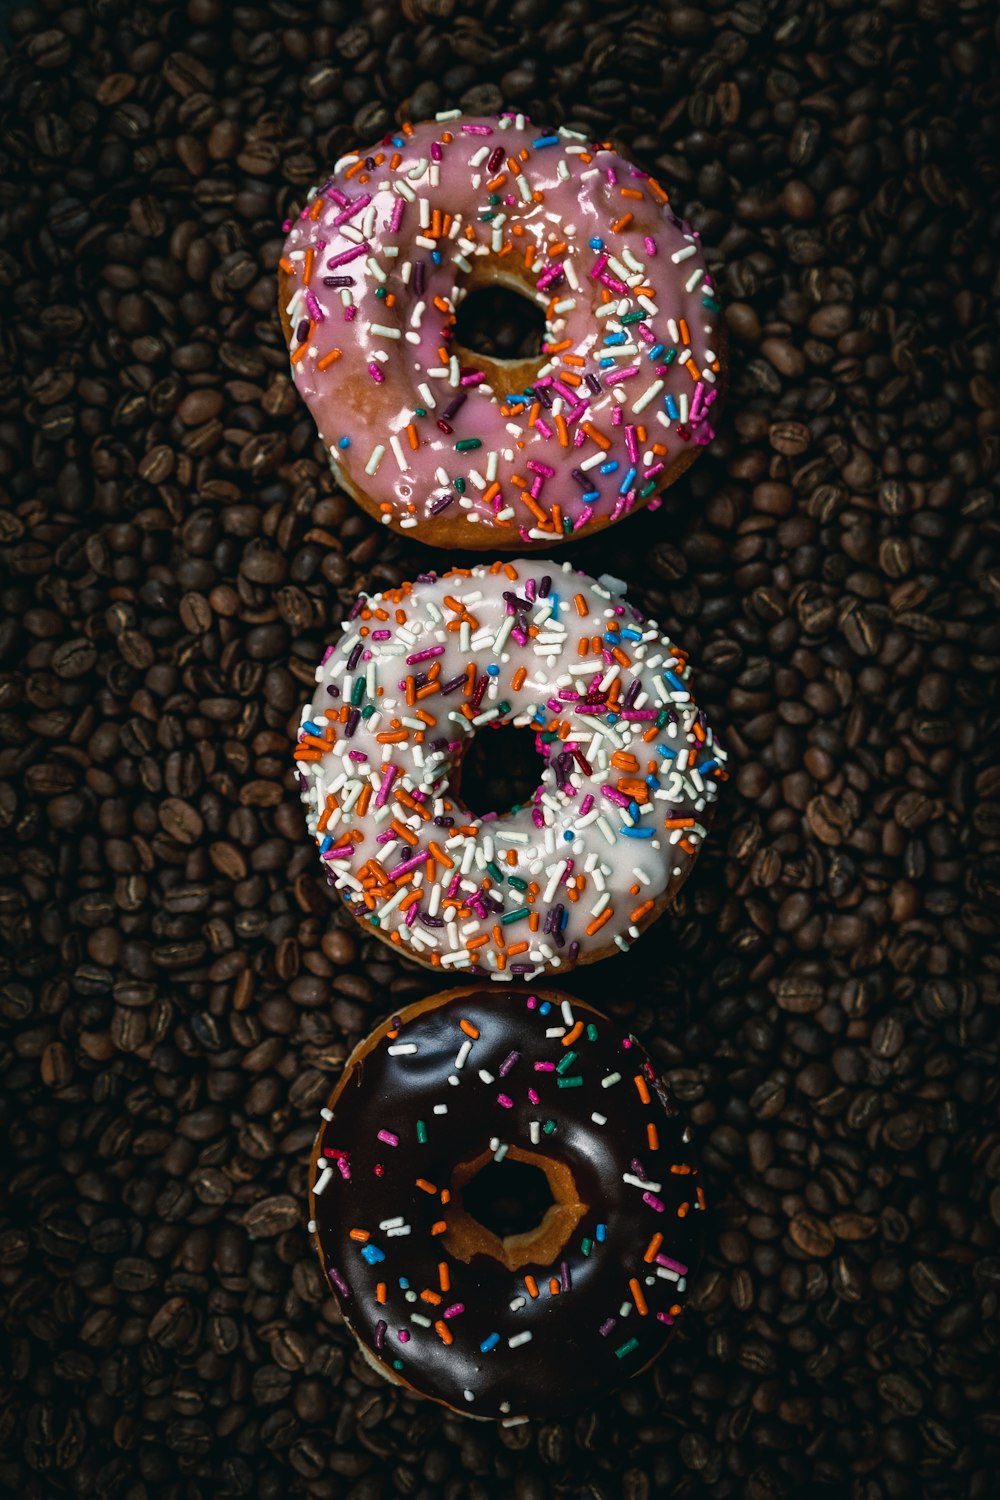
xmin=290 ymin=340 xmax=310 ymax=365
xmin=647 ymin=1123 xmax=660 ymax=1151
xmin=574 ymin=593 xmax=589 ymax=617
xmin=634 ymin=1074 xmax=651 ymax=1105
xmin=582 ymin=422 xmax=611 ymax=450
xmin=644 ymin=1233 xmax=664 ymax=1263
xmin=524 ymin=1275 xmax=539 ymax=1298
xmin=548 ymin=1279 xmax=560 ymax=1297
xmin=610 ymin=213 xmax=634 ymax=233
xmin=629 ymin=1278 xmax=648 ymax=1316
xmin=459 ymin=1019 xmax=480 ymax=1039
xmin=430 ymin=1221 xmax=447 ymax=1235
xmin=630 ymin=899 xmax=655 ymax=923
xmin=511 ymin=666 xmax=527 ymax=691
xmin=439 ymin=1262 xmax=450 ymax=1293
xmin=434 ymin=1320 xmax=453 ymax=1345
xmin=376 ymin=1282 xmax=387 ymax=1304
xmin=348 ymin=1229 xmax=370 ymax=1242
xmin=562 ymin=1021 xmax=584 ymax=1047
xmin=415 ymin=1178 xmax=437 ymax=1194
xmin=585 ymin=907 xmax=613 ymax=937
xmin=316 ymin=348 xmax=342 ymax=371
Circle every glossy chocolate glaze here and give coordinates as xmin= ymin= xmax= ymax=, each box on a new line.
xmin=310 ymin=988 xmax=702 ymax=1419
xmin=280 ymin=113 xmax=723 ymax=547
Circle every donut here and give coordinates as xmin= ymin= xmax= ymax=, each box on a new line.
xmin=278 ymin=110 xmax=724 ymax=550
xmin=308 ymin=985 xmax=703 ymax=1420
xmin=293 ymin=558 xmax=727 ymax=980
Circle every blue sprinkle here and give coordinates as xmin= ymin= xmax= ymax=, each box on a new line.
xmin=700 ymin=758 xmax=719 ymax=774
xmin=539 ymin=1001 xmax=552 ymax=1016
xmin=583 ymin=489 xmax=600 ymax=503
xmin=480 ymin=1332 xmax=501 ymax=1353
xmin=320 ymin=836 xmax=333 ymax=853
xmin=619 ymin=826 xmax=653 ymax=839
xmin=648 ymin=343 xmax=665 ymax=361
xmin=532 ymin=134 xmax=560 ymax=148
xmin=665 ymin=670 xmax=685 ymax=692
xmin=628 ymin=801 xmax=640 ymax=820
xmin=589 ymin=236 xmax=603 ymax=250
xmin=645 ymin=774 xmax=659 ymax=788
xmin=665 ymin=394 xmax=679 ymax=420
xmin=596 ymin=1223 xmax=606 ymax=1242
xmin=361 ymin=1244 xmax=385 ymax=1264
xmin=337 ymin=436 xmax=350 ymax=449
xmin=657 ymin=745 xmax=677 ymax=759
xmin=603 ymin=332 xmax=627 ymax=346
xmin=598 ymin=357 xmax=616 ymax=369
xmin=487 ymin=664 xmax=500 ymax=676
xmin=599 ymin=461 xmax=619 ymax=475
xmin=431 ymin=250 xmax=442 ymax=264
xmin=549 ymin=594 xmax=559 ymax=615
xmin=563 ymin=830 xmax=575 ymax=841
xmin=618 ymin=466 xmax=637 ymax=495
xmin=621 ymin=628 xmax=642 ymax=641
xmin=398 ymin=1277 xmax=409 ymax=1289
xmin=606 ymin=713 xmax=619 ymax=725
xmin=303 ymin=720 xmax=320 ymax=735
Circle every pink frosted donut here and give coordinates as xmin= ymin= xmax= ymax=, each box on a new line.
xmin=278 ymin=111 xmax=725 ymax=550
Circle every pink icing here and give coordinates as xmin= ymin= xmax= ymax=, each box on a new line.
xmin=281 ymin=112 xmax=722 ymax=544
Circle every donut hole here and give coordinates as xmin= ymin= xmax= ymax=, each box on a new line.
xmin=444 ymin=1145 xmax=589 ymax=1273
xmin=459 ymin=1158 xmax=554 ymax=1239
xmin=452 ymin=285 xmax=546 ymax=362
xmin=458 ymin=723 xmax=542 ymax=818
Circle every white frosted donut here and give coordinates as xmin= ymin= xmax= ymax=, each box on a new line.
xmin=293 ymin=559 xmax=727 ymax=978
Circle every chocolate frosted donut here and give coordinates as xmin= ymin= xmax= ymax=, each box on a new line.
xmin=309 ymin=986 xmax=702 ymax=1420
xmin=279 ymin=111 xmax=724 ymax=549
xmin=293 ymin=559 xmax=727 ymax=980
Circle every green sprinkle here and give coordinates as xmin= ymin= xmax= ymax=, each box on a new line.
xmin=562 ymin=516 xmax=573 ymax=534
xmin=361 ymin=703 xmax=376 ymax=720
xmin=351 ymin=677 xmax=365 ymax=706
xmin=486 ymin=861 xmax=503 ymax=883
xmin=368 ymin=915 xmax=381 ymax=927
xmin=508 ymin=876 xmax=528 ymax=891
xmin=662 ymin=348 xmax=677 ymax=365
xmin=455 ymin=438 xmax=482 ymax=452
xmin=616 ymin=1337 xmax=639 ymax=1360
xmin=494 ymin=701 xmax=511 ymax=717
xmin=455 ymin=477 xmax=466 ymax=493
xmin=414 ymin=406 xmax=427 ymax=418
xmin=581 ymin=1237 xmax=593 ymax=1257
xmin=500 ymin=906 xmax=529 ymax=925
xmin=416 ymin=1120 xmax=427 ymax=1144
xmin=543 ymin=1119 xmax=556 ymax=1134
xmin=556 ymin=1050 xmax=577 ymax=1075
xmin=375 ymin=286 xmax=387 ymax=299
xmin=557 ymin=1076 xmax=583 ymax=1089
xmin=620 ymin=310 xmax=645 ymax=325
xmin=702 ymin=296 xmax=721 ymax=311
xmin=639 ymin=480 xmax=656 ymax=498
xmin=393 ymin=1359 xmax=405 ymax=1371
xmin=655 ymin=709 xmax=670 ymax=728
xmin=586 ymin=1023 xmax=599 ymax=1042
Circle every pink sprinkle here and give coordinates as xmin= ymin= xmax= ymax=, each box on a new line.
xmin=377 ymin=1129 xmax=399 ymax=1147
xmin=534 ymin=1061 xmax=556 ymax=1072
xmin=389 ymin=198 xmax=405 ymax=233
xmin=534 ymin=418 xmax=554 ymax=440
xmin=371 ymin=629 xmax=391 ymax=641
xmin=336 ymin=1157 xmax=351 ymax=1180
xmin=344 ymin=305 xmax=357 ymax=322
xmin=656 ymin=1312 xmax=675 ymax=1325
xmin=431 ymin=141 xmax=443 ymax=162
xmin=375 ymin=764 xmax=398 ymax=808
xmin=625 ymin=425 xmax=639 ymax=463
xmin=644 ymin=235 xmax=657 ymax=256
xmin=528 ymin=1087 xmax=540 ymax=1105
xmin=404 ymin=902 xmax=419 ymax=928
xmin=460 ymin=371 xmax=486 ymax=385
xmin=444 ymin=1301 xmax=465 ymax=1317
xmin=643 ymin=1191 xmax=665 ymax=1213
xmin=368 ymin=362 xmax=385 ymax=383
xmin=497 ymin=1094 xmax=514 ymax=1109
xmin=406 ymin=645 xmax=445 ymax=664
xmin=333 ymin=194 xmax=371 ymax=227
xmin=580 ymin=794 xmax=595 ymax=816
xmin=461 ymin=124 xmax=493 ymax=135
xmin=526 ymin=995 xmax=538 ymax=1009
xmin=605 ymin=365 xmax=639 ymax=385
xmin=398 ymin=1329 xmax=410 ymax=1342
xmin=326 ymin=244 xmax=367 ymax=269
xmin=656 ymin=1255 xmax=689 ymax=1275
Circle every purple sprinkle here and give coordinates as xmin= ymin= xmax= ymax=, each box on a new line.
xmin=599 ymin=1318 xmax=616 ymax=1337
xmin=499 ymin=1050 xmax=520 ymax=1077
xmin=327 ymin=1265 xmax=350 ymax=1298
xmin=374 ymin=1319 xmax=386 ymax=1350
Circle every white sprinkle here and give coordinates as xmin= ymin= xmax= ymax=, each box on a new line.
xmin=365 ymin=444 xmax=385 ymax=476
xmin=602 ymin=1072 xmax=622 ymax=1088
xmin=623 ymin=1173 xmax=662 ymax=1192
xmin=591 ymin=1112 xmax=607 ymax=1125
xmin=672 ymin=244 xmax=697 ymax=263
xmin=387 ymin=1043 xmax=417 ymax=1055
xmin=508 ymin=1331 xmax=533 ymax=1348
xmin=455 ymin=1039 xmax=472 ymax=1069
xmin=312 ymin=1167 xmax=333 ymax=1197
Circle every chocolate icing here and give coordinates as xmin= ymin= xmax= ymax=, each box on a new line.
xmin=310 ymin=987 xmax=702 ymax=1419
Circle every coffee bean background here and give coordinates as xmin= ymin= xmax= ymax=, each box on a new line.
xmin=1 ymin=0 xmax=998 ymax=1495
